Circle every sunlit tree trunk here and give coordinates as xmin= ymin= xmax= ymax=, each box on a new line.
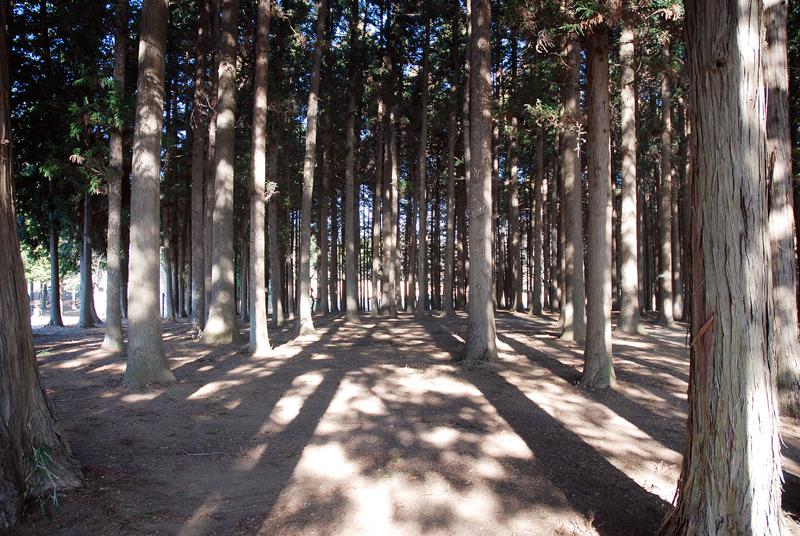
xmin=371 ymin=98 xmax=384 ymax=316
xmin=616 ymin=23 xmax=641 ymax=334
xmin=267 ymin=143 xmax=283 ymax=326
xmin=462 ymin=0 xmax=496 ymax=363
xmin=657 ymin=45 xmax=675 ymax=327
xmin=203 ymin=0 xmax=220 ymax=322
xmin=125 ymin=0 xmax=174 ymax=387
xmin=658 ymin=1 xmax=783 ymax=533
xmin=102 ymin=0 xmax=127 ymax=351
xmin=343 ymin=0 xmax=360 ymax=321
xmin=297 ymin=0 xmax=327 ymax=334
xmin=531 ymin=127 xmax=544 ymax=315
xmin=318 ymin=129 xmax=330 ymax=314
xmin=582 ymin=26 xmax=614 ymax=389
xmin=204 ymin=0 xmax=240 ymax=343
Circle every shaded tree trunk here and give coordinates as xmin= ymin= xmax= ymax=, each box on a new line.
xmin=318 ymin=128 xmax=330 ymax=314
xmin=461 ymin=0 xmax=496 ymax=363
xmin=658 ymin=1 xmax=783 ymax=533
xmin=343 ymin=0 xmax=360 ymax=321
xmin=415 ymin=8 xmax=430 ymax=318
xmin=203 ymin=0 xmax=220 ymax=323
xmin=657 ymin=46 xmax=675 ymax=327
xmin=443 ymin=7 xmax=458 ymax=316
xmin=125 ymin=0 xmax=174 ymax=387
xmin=79 ymin=191 xmax=96 ymax=328
xmin=371 ymin=99 xmax=384 ymax=316
xmin=531 ymin=127 xmax=544 ymax=315
xmin=268 ymin=142 xmax=284 ymax=326
xmin=47 ymin=190 xmax=62 ymax=327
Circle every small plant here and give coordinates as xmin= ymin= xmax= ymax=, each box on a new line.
xmin=24 ymin=444 xmax=60 ymax=512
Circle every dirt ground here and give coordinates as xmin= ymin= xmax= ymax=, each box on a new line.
xmin=7 ymin=311 xmax=800 ymax=535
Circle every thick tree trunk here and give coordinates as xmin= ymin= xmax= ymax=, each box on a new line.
xmin=657 ymin=46 xmax=675 ymax=327
xmin=0 ymin=11 xmax=81 ymax=523
xmin=415 ymin=11 xmax=430 ymax=319
xmin=658 ymin=2 xmax=783 ymax=533
xmin=343 ymin=0 xmax=360 ymax=321
xmin=190 ymin=0 xmax=209 ymax=330
xmin=102 ymin=0 xmax=127 ymax=351
xmin=297 ymin=0 xmax=327 ymax=335
xmin=765 ymin=0 xmax=800 ymax=414
xmin=249 ymin=0 xmax=271 ymax=355
xmin=462 ymin=0 xmax=496 ymax=364
xmin=617 ymin=24 xmax=641 ymax=334
xmin=203 ymin=0 xmax=220 ymax=323
xmin=581 ymin=27 xmax=615 ymax=389
xmin=79 ymin=191 xmax=96 ymax=328
xmin=531 ymin=128 xmax=544 ymax=315
xmin=125 ymin=0 xmax=174 ymax=387
xmin=204 ymin=0 xmax=240 ymax=343
xmin=560 ymin=33 xmax=586 ymax=342
xmin=382 ymin=111 xmax=397 ymax=317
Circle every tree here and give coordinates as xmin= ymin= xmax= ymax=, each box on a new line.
xmin=0 ymin=4 xmax=81 ymax=523
xmin=78 ymin=190 xmax=97 ymax=328
xmin=530 ymin=127 xmax=544 ymax=315
xmin=343 ymin=0 xmax=360 ymax=322
xmin=461 ymin=0 xmax=497 ymax=364
xmin=204 ymin=0 xmax=240 ymax=344
xmin=765 ymin=0 xmax=800 ymax=414
xmin=249 ymin=0 xmax=271 ymax=355
xmin=297 ymin=0 xmax=327 ymax=336
xmin=124 ymin=0 xmax=175 ymax=387
xmin=443 ymin=3 xmax=459 ymax=317
xmin=100 ymin=0 xmax=127 ymax=352
xmin=658 ymin=0 xmax=783 ymax=532
xmin=657 ymin=44 xmax=675 ymax=327
xmin=415 ymin=5 xmax=430 ymax=319
xmin=581 ymin=23 xmax=614 ymax=389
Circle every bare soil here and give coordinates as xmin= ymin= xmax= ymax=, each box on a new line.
xmin=6 ymin=311 xmax=800 ymax=535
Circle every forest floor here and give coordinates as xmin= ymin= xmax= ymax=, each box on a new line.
xmin=8 ymin=311 xmax=800 ymax=536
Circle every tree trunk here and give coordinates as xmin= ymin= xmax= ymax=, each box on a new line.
xmin=0 ymin=10 xmax=82 ymax=523
xmin=297 ymin=0 xmax=327 ymax=335
xmin=267 ymin=142 xmax=284 ymax=326
xmin=318 ymin=129 xmax=330 ymax=314
xmin=79 ymin=191 xmax=96 ymax=328
xmin=371 ymin=99 xmax=384 ymax=316
xmin=764 ymin=0 xmax=800 ymax=414
xmin=102 ymin=0 xmax=127 ymax=351
xmin=658 ymin=2 xmax=783 ymax=533
xmin=125 ymin=0 xmax=174 ymax=387
xmin=48 ymin=193 xmax=62 ymax=327
xmin=163 ymin=203 xmax=176 ymax=322
xmin=657 ymin=45 xmax=675 ymax=327
xmin=249 ymin=0 xmax=271 ymax=355
xmin=203 ymin=0 xmax=220 ymax=323
xmin=444 ymin=8 xmax=458 ymax=316
xmin=462 ymin=0 xmax=496 ymax=364
xmin=530 ymin=127 xmax=544 ymax=315
xmin=581 ymin=26 xmax=615 ymax=389
xmin=190 ymin=0 xmax=209 ymax=330
xmin=204 ymin=0 xmax=240 ymax=343
xmin=343 ymin=0 xmax=360 ymax=321
xmin=330 ymin=183 xmax=340 ymax=313
xmin=415 ymin=9 xmax=430 ymax=319
xmin=616 ymin=23 xmax=641 ymax=334
xmin=560 ymin=33 xmax=586 ymax=342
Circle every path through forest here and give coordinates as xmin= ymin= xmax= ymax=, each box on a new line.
xmin=11 ymin=313 xmax=800 ymax=535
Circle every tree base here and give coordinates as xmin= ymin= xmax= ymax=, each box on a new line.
xmin=123 ymin=364 xmax=175 ymax=389
xmin=100 ymin=335 xmax=125 ymax=354
xmin=296 ymin=319 xmax=317 ymax=338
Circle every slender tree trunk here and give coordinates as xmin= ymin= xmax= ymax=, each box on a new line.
xmin=581 ymin=26 xmax=614 ymax=389
xmin=125 ymin=0 xmax=174 ymax=387
xmin=617 ymin=23 xmax=641 ymax=334
xmin=297 ymin=0 xmax=327 ymax=334
xmin=204 ymin=0 xmax=240 ymax=343
xmin=163 ymin=204 xmax=176 ymax=321
xmin=462 ymin=0 xmax=496 ymax=363
xmin=267 ymin=142 xmax=284 ymax=326
xmin=190 ymin=0 xmax=209 ymax=330
xmin=371 ymin=101 xmax=384 ymax=316
xmin=343 ymin=0 xmax=360 ymax=321
xmin=658 ymin=2 xmax=783 ymax=532
xmin=0 ymin=7 xmax=81 ymax=517
xmin=657 ymin=46 xmax=675 ymax=327
xmin=444 ymin=7 xmax=458 ymax=316
xmin=249 ymin=0 xmax=271 ymax=355
xmin=318 ymin=130 xmax=330 ymax=314
xmin=415 ymin=10 xmax=430 ymax=319
xmin=560 ymin=33 xmax=586 ymax=342
xmin=330 ymin=184 xmax=340 ymax=313
xmin=48 ymin=190 xmax=62 ymax=327
xmin=548 ymin=151 xmax=559 ymax=310
xmin=79 ymin=191 xmax=96 ymax=328
xmin=507 ymin=116 xmax=523 ymax=312
xmin=530 ymin=127 xmax=544 ymax=315
xmin=102 ymin=0 xmax=127 ymax=351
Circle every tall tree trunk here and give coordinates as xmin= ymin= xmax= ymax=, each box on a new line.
xmin=658 ymin=1 xmax=783 ymax=533
xmin=102 ymin=0 xmax=127 ymax=351
xmin=581 ymin=26 xmax=614 ymax=389
xmin=79 ymin=191 xmax=96 ymax=328
xmin=249 ymin=0 xmax=271 ymax=355
xmin=444 ymin=6 xmax=458 ymax=316
xmin=48 ymin=186 xmax=62 ymax=327
xmin=125 ymin=0 xmax=175 ymax=387
xmin=330 ymin=184 xmax=340 ymax=313
xmin=456 ymin=0 xmax=470 ymax=312
xmin=657 ymin=45 xmax=675 ymax=327
xmin=204 ymin=0 xmax=240 ymax=343
xmin=531 ymin=127 xmax=544 ymax=315
xmin=190 ymin=0 xmax=209 ymax=330
xmin=267 ymin=142 xmax=284 ymax=326
xmin=318 ymin=129 xmax=330 ymax=314
xmin=203 ymin=0 xmax=220 ymax=323
xmin=0 ymin=6 xmax=81 ymax=517
xmin=616 ymin=23 xmax=641 ymax=334
xmin=548 ymin=149 xmax=560 ymax=310
xmin=415 ymin=8 xmax=430 ymax=319
xmin=507 ymin=116 xmax=522 ymax=312
xmin=764 ymin=0 xmax=800 ymax=414
xmin=371 ymin=100 xmax=384 ymax=316
xmin=297 ymin=0 xmax=327 ymax=334
xmin=560 ymin=32 xmax=586 ymax=342
xmin=343 ymin=0 xmax=360 ymax=321
xmin=163 ymin=203 xmax=176 ymax=321
xmin=461 ymin=0 xmax=496 ymax=363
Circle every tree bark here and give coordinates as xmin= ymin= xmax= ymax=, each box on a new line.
xmin=318 ymin=128 xmax=330 ymax=314
xmin=371 ymin=99 xmax=384 ymax=316
xmin=204 ymin=0 xmax=240 ymax=343
xmin=616 ymin=23 xmax=641 ymax=334
xmin=249 ymin=0 xmax=271 ymax=355
xmin=581 ymin=26 xmax=615 ymax=389
xmin=657 ymin=45 xmax=675 ymax=327
xmin=267 ymin=142 xmax=284 ymax=326
xmin=560 ymin=33 xmax=586 ymax=342
xmin=125 ymin=0 xmax=174 ymax=387
xmin=297 ymin=0 xmax=327 ymax=335
xmin=79 ymin=191 xmax=96 ymax=328
xmin=102 ymin=0 xmax=127 ymax=351
xmin=764 ymin=0 xmax=800 ymax=414
xmin=461 ymin=0 xmax=496 ymax=364
xmin=47 ymin=187 xmax=62 ymax=327
xmin=443 ymin=5 xmax=458 ymax=317
xmin=658 ymin=1 xmax=783 ymax=533
xmin=415 ymin=7 xmax=430 ymax=319
xmin=343 ymin=0 xmax=360 ymax=321
xmin=203 ymin=0 xmax=220 ymax=323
